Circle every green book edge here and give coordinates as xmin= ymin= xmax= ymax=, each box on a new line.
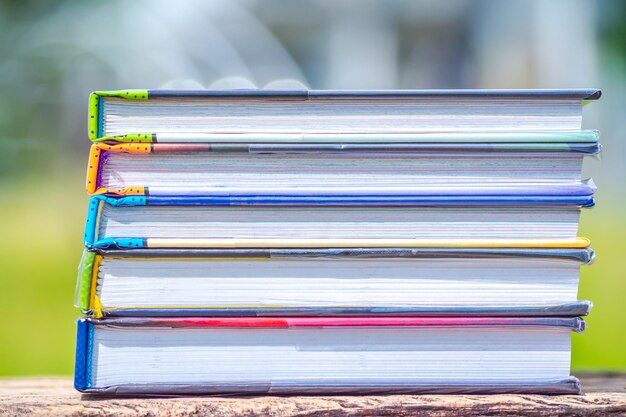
xmin=88 ymin=90 xmax=150 ymax=141
xmin=75 ymin=250 xmax=96 ymax=312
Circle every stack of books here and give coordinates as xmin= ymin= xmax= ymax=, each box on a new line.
xmin=74 ymin=89 xmax=601 ymax=395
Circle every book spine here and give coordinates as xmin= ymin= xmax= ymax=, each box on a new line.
xmin=85 ymin=145 xmax=102 ymax=194
xmin=74 ymin=319 xmax=90 ymax=391
xmin=75 ymin=251 xmax=96 ymax=311
xmin=88 ymin=93 xmax=101 ymax=141
xmin=83 ymin=197 xmax=101 ymax=248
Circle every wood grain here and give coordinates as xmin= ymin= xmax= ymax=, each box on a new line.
xmin=1 ymin=374 xmax=625 ymax=417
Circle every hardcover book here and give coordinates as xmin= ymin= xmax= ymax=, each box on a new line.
xmin=85 ymin=137 xmax=600 ymax=197
xmin=83 ymin=195 xmax=593 ymax=249
xmin=76 ymin=248 xmax=593 ymax=318
xmin=88 ymin=89 xmax=600 ymax=143
xmin=75 ymin=316 xmax=586 ymax=395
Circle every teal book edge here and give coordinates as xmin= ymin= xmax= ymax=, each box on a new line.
xmin=84 ymin=196 xmax=146 ymax=249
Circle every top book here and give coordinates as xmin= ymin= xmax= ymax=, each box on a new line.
xmin=89 ymin=89 xmax=601 ymax=143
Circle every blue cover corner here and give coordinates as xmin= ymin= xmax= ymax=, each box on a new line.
xmin=74 ymin=319 xmax=89 ymax=391
xmin=92 ymin=237 xmax=146 ymax=249
xmin=90 ymin=195 xmax=147 ymax=207
xmin=107 ymin=196 xmax=147 ymax=206
xmin=85 ymin=196 xmax=147 ymax=248
xmin=582 ymin=197 xmax=595 ymax=208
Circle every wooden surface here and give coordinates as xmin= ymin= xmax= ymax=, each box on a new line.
xmin=1 ymin=374 xmax=625 ymax=417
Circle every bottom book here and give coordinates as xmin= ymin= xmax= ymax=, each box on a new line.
xmin=75 ymin=316 xmax=585 ymax=395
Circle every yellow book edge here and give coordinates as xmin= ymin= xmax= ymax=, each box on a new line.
xmin=145 ymin=237 xmax=590 ymax=249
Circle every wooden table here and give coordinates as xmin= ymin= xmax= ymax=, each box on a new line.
xmin=1 ymin=374 xmax=625 ymax=416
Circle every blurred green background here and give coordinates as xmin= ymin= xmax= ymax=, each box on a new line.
xmin=1 ymin=0 xmax=625 ymax=375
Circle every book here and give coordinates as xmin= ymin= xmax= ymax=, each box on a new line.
xmin=75 ymin=88 xmax=602 ymax=396
xmin=83 ymin=195 xmax=592 ymax=249
xmin=85 ymin=137 xmax=600 ymax=197
xmin=76 ymin=248 xmax=593 ymax=318
xmin=74 ymin=316 xmax=586 ymax=395
xmin=88 ymin=89 xmax=601 ymax=143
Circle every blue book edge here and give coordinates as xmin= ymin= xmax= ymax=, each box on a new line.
xmin=74 ymin=319 xmax=89 ymax=391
